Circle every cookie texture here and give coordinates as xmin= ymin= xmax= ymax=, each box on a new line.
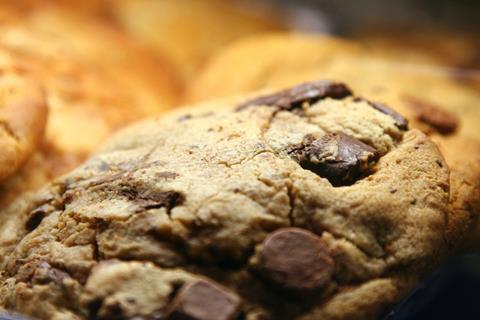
xmin=0 ymin=82 xmax=449 ymax=319
xmin=0 ymin=6 xmax=178 ymax=206
xmin=0 ymin=49 xmax=47 ymax=182
xmin=186 ymin=33 xmax=480 ymax=247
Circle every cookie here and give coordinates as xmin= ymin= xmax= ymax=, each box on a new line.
xmin=186 ymin=33 xmax=480 ymax=247
xmin=0 ymin=49 xmax=46 ymax=182
xmin=0 ymin=0 xmax=112 ymax=17
xmin=354 ymin=30 xmax=480 ymax=70
xmin=0 ymin=7 xmax=178 ymax=206
xmin=353 ymin=30 xmax=480 ymax=92
xmin=0 ymin=82 xmax=450 ymax=319
xmin=1 ymin=0 xmax=285 ymax=85
xmin=107 ymin=0 xmax=285 ymax=84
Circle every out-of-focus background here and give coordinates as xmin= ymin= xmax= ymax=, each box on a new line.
xmin=282 ymin=0 xmax=480 ymax=68
xmin=2 ymin=0 xmax=479 ymax=88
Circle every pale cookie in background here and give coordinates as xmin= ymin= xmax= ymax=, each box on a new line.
xmin=0 ymin=0 xmax=111 ymax=18
xmin=0 ymin=0 xmax=286 ymax=87
xmin=353 ymin=29 xmax=480 ymax=70
xmin=353 ymin=29 xmax=480 ymax=92
xmin=0 ymin=49 xmax=46 ymax=183
xmin=0 ymin=7 xmax=179 ymax=207
xmin=0 ymin=81 xmax=450 ymax=319
xmin=186 ymin=33 xmax=480 ymax=248
xmin=105 ymin=0 xmax=286 ymax=85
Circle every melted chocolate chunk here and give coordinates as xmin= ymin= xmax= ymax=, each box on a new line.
xmin=167 ymin=280 xmax=241 ymax=320
xmin=355 ymin=98 xmax=408 ymax=130
xmin=237 ymin=80 xmax=353 ymax=111
xmin=296 ymin=132 xmax=379 ymax=186
xmin=403 ymin=95 xmax=458 ymax=134
xmin=255 ymin=228 xmax=334 ymax=293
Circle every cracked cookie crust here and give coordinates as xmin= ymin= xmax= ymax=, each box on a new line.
xmin=0 ymin=81 xmax=449 ymax=320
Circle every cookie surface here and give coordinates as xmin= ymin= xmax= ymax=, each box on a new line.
xmin=0 ymin=50 xmax=46 ymax=182
xmin=186 ymin=33 xmax=480 ymax=247
xmin=0 ymin=7 xmax=178 ymax=206
xmin=0 ymin=82 xmax=449 ymax=319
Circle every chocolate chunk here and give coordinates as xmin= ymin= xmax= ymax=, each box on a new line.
xmin=355 ymin=98 xmax=408 ymax=130
xmin=167 ymin=280 xmax=241 ymax=320
xmin=403 ymin=96 xmax=458 ymax=134
xmin=369 ymin=101 xmax=409 ymax=130
xmin=255 ymin=228 xmax=334 ymax=293
xmin=237 ymin=80 xmax=352 ymax=111
xmin=296 ymin=132 xmax=379 ymax=186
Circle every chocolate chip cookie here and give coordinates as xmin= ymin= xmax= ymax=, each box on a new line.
xmin=186 ymin=33 xmax=480 ymax=247
xmin=0 ymin=81 xmax=450 ymax=319
xmin=0 ymin=49 xmax=46 ymax=182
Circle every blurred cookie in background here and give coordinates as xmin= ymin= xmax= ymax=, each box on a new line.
xmin=353 ymin=30 xmax=480 ymax=70
xmin=107 ymin=0 xmax=286 ymax=85
xmin=0 ymin=49 xmax=46 ymax=183
xmin=186 ymin=33 xmax=480 ymax=248
xmin=353 ymin=29 xmax=480 ymax=92
xmin=0 ymin=7 xmax=179 ymax=206
xmin=277 ymin=0 xmax=480 ymax=69
xmin=0 ymin=0 xmax=287 ymax=87
xmin=0 ymin=0 xmax=111 ymax=17
xmin=186 ymin=33 xmax=363 ymax=102
xmin=277 ymin=1 xmax=480 ymax=91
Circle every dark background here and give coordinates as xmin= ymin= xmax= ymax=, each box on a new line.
xmin=384 ymin=253 xmax=480 ymax=320
xmin=278 ymin=0 xmax=480 ymax=34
